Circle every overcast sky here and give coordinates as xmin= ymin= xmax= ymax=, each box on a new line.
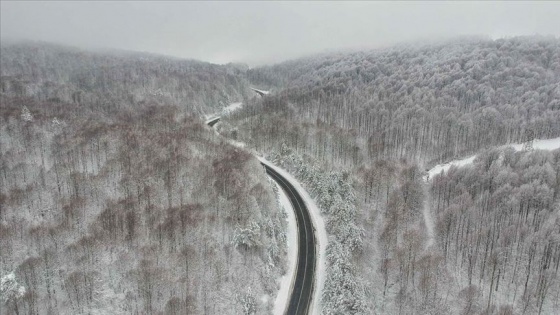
xmin=2 ymin=1 xmax=559 ymax=66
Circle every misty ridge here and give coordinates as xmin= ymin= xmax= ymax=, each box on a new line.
xmin=1 ymin=2 xmax=560 ymax=315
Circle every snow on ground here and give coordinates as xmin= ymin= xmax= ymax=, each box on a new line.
xmin=206 ymin=113 xmax=325 ymax=314
xmin=426 ymin=155 xmax=476 ymax=180
xmin=417 ymin=136 xmax=560 ymax=313
xmin=426 ymin=136 xmax=560 ymax=180
xmin=258 ymin=157 xmax=327 ymax=315
xmin=509 ymin=136 xmax=560 ymax=151
xmin=422 ymin=193 xmax=435 ymax=249
xmin=251 ymin=88 xmax=270 ymax=95
xmin=206 ymin=114 xmax=321 ymax=314
xmin=1 ymin=272 xmax=26 ymax=301
xmin=204 ymin=102 xmax=243 ymax=123
xmin=422 ymin=136 xmax=560 ymax=253
xmin=228 ymin=139 xmax=246 ymax=149
xmin=221 ymin=102 xmax=243 ymax=115
xmin=273 ymin=182 xmax=299 ymax=315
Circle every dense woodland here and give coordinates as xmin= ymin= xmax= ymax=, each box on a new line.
xmin=1 ymin=36 xmax=560 ymax=314
xmin=431 ymin=147 xmax=560 ymax=314
xmin=235 ymin=36 xmax=560 ymax=165
xmin=224 ymin=36 xmax=560 ymax=314
xmin=261 ymin=145 xmax=436 ymax=314
xmin=0 ymin=42 xmax=251 ymax=117
xmin=1 ymin=42 xmax=293 ymax=315
xmin=268 ymin=146 xmax=368 ymax=314
xmin=0 ymin=96 xmax=286 ymax=314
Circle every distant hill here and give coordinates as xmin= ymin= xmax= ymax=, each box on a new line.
xmin=242 ymin=36 xmax=560 ymax=165
xmin=0 ymin=42 xmax=286 ymax=314
xmin=0 ymin=41 xmax=252 ymax=116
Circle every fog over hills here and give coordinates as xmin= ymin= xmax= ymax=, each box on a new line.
xmin=2 ymin=1 xmax=559 ymax=65
xmin=0 ymin=41 xmax=251 ymax=117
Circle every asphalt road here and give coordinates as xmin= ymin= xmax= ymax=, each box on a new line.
xmin=264 ymin=164 xmax=316 ymax=315
xmin=206 ymin=117 xmax=220 ymax=127
xmin=207 ymin=116 xmax=316 ymax=315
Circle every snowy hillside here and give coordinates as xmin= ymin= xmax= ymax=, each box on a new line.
xmin=227 ymin=36 xmax=560 ymax=314
xmin=0 ymin=42 xmax=252 ymax=116
xmin=0 ymin=96 xmax=287 ymax=313
xmin=427 ymin=136 xmax=560 ymax=179
xmin=2 ymin=34 xmax=559 ymax=315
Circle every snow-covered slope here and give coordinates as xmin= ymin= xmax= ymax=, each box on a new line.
xmin=426 ymin=136 xmax=560 ymax=180
xmin=206 ymin=109 xmax=324 ymax=314
xmin=422 ymin=136 xmax=560 ymax=258
xmin=204 ymin=102 xmax=243 ymax=124
xmin=222 ymin=102 xmax=243 ymax=114
xmin=1 ymin=99 xmax=286 ymax=314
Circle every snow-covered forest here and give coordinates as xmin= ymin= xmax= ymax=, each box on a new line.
xmin=2 ymin=35 xmax=560 ymax=315
xmin=0 ymin=42 xmax=251 ymax=117
xmin=0 ymin=44 xmax=287 ymax=314
xmin=431 ymin=147 xmax=560 ymax=314
xmin=224 ymin=36 xmax=560 ymax=314
xmin=237 ymin=36 xmax=560 ymax=164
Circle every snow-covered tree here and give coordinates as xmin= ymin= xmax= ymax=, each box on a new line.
xmin=232 ymin=222 xmax=262 ymax=250
xmin=1 ymin=272 xmax=26 ymax=304
xmin=237 ymin=287 xmax=256 ymax=315
xmin=21 ymin=105 xmax=33 ymax=122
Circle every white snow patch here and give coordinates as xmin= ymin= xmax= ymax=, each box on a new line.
xmin=426 ymin=155 xmax=476 ymax=180
xmin=222 ymin=102 xmax=243 ymax=115
xmin=273 ymin=182 xmax=298 ymax=315
xmin=228 ymin=139 xmax=247 ymax=149
xmin=206 ymin=115 xmax=246 ymax=148
xmin=510 ymin=136 xmax=560 ymax=151
xmin=422 ymin=194 xmax=435 ymax=249
xmin=1 ymin=272 xmax=26 ymax=303
xmin=259 ymin=157 xmax=327 ymax=315
xmin=204 ymin=102 xmax=243 ymax=122
xmin=426 ymin=136 xmax=560 ymax=180
xmin=251 ymin=88 xmax=270 ymax=95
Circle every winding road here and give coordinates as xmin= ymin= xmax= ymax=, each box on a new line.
xmin=206 ymin=117 xmax=317 ymax=315
xmin=265 ymin=164 xmax=316 ymax=315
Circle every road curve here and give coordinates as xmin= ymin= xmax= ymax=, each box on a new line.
xmin=264 ymin=164 xmax=316 ymax=315
xmin=206 ymin=116 xmax=317 ymax=315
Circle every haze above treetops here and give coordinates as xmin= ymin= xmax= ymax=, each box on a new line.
xmin=1 ymin=1 xmax=559 ymax=66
